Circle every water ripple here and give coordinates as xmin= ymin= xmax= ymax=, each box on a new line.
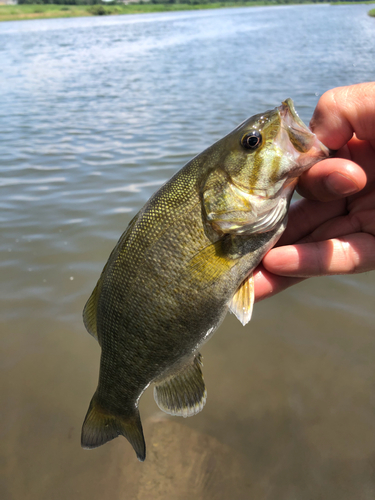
xmin=105 ymin=179 xmax=167 ymax=194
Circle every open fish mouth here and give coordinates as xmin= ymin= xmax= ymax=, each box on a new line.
xmin=278 ymin=98 xmax=317 ymax=154
xmin=279 ymin=98 xmax=310 ymax=131
xmin=280 ymin=98 xmax=336 ymax=157
xmin=276 ymin=98 xmax=331 ymax=161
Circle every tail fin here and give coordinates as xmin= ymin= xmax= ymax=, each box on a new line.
xmin=81 ymin=393 xmax=146 ymax=461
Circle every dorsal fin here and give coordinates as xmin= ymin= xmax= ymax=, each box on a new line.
xmin=82 ymin=213 xmax=140 ymax=342
xmin=229 ymin=272 xmax=254 ymax=326
xmin=153 ymin=354 xmax=206 ymax=418
xmin=82 ymin=283 xmax=100 ymax=341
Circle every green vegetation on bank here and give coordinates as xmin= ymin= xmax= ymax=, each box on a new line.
xmin=333 ymin=1 xmax=375 ymax=3
xmin=0 ymin=0 xmax=373 ymax=22
xmin=369 ymin=8 xmax=375 ymax=16
xmin=0 ymin=1 xmax=321 ymax=22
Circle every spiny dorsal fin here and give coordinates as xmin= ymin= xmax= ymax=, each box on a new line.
xmin=229 ymin=273 xmax=254 ymax=326
xmin=81 ymin=393 xmax=146 ymax=462
xmin=153 ymin=354 xmax=206 ymax=418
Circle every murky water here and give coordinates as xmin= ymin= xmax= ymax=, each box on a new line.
xmin=1 ymin=4 xmax=375 ymax=499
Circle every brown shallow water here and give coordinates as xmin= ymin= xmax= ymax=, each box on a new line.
xmin=3 ymin=273 xmax=375 ymax=499
xmin=1 ymin=4 xmax=375 ymax=499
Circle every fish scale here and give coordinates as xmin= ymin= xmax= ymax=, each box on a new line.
xmin=81 ymin=99 xmax=331 ymax=461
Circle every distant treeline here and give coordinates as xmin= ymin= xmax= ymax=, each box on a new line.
xmin=147 ymin=0 xmax=328 ymax=3
xmin=16 ymin=0 xmax=367 ymax=4
xmin=18 ymin=0 xmax=105 ymax=4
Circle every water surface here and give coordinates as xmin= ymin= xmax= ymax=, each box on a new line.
xmin=1 ymin=5 xmax=375 ymax=499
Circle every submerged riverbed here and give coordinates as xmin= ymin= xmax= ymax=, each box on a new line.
xmin=1 ymin=4 xmax=375 ymax=499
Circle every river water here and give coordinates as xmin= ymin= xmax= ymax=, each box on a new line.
xmin=1 ymin=4 xmax=375 ymax=499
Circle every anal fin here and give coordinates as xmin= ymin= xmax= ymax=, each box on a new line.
xmin=229 ymin=272 xmax=254 ymax=326
xmin=153 ymin=354 xmax=207 ymax=418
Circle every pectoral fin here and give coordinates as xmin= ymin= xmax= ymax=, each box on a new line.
xmin=153 ymin=354 xmax=207 ymax=418
xmin=187 ymin=239 xmax=237 ymax=286
xmin=229 ymin=273 xmax=254 ymax=326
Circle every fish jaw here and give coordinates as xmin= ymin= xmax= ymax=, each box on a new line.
xmin=276 ymin=98 xmax=331 ymax=174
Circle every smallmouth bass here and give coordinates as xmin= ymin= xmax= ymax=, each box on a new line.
xmin=81 ymin=99 xmax=330 ymax=461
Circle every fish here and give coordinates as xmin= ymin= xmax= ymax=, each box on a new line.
xmin=81 ymin=99 xmax=330 ymax=461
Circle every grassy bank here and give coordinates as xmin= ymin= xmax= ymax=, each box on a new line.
xmin=331 ymin=1 xmax=375 ymax=3
xmin=0 ymin=4 xmax=95 ymax=20
xmin=0 ymin=1 xmax=326 ymax=22
xmin=1 ymin=1 xmax=374 ymax=22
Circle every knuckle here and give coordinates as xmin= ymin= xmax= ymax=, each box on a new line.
xmin=335 ymin=239 xmax=358 ymax=273
xmin=317 ymin=88 xmax=339 ymax=114
xmin=347 ymin=212 xmax=362 ymax=233
xmin=314 ymin=242 xmax=328 ymax=275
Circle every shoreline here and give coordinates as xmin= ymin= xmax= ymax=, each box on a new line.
xmin=0 ymin=1 xmax=374 ymax=23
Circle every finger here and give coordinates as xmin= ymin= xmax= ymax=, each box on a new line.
xmin=263 ymin=233 xmax=375 ymax=278
xmin=346 ymin=136 xmax=375 ymax=189
xmin=349 ymin=190 xmax=375 ymax=214
xmin=299 ymin=208 xmax=375 ymax=244
xmin=275 ymin=197 xmax=346 ymax=247
xmin=297 ymin=157 xmax=367 ymax=202
xmin=310 ymin=83 xmax=375 ymax=150
xmin=253 ymin=264 xmax=304 ymax=302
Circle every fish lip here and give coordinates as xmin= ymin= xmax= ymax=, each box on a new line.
xmin=278 ymin=98 xmax=309 ymax=132
xmin=279 ymin=101 xmax=337 ymax=159
xmin=278 ymin=98 xmax=315 ymax=141
xmin=277 ymin=98 xmax=331 ymax=160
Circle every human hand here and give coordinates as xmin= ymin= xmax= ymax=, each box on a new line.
xmin=255 ymin=82 xmax=375 ymax=301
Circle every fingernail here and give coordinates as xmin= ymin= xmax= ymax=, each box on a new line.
xmin=325 ymin=172 xmax=359 ymax=196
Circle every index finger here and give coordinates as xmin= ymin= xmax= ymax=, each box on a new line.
xmin=310 ymin=82 xmax=375 ymax=150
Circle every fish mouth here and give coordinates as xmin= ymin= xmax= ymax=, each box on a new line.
xmin=278 ymin=99 xmax=334 ymax=160
xmin=277 ymin=98 xmax=331 ymax=162
xmin=279 ymin=98 xmax=309 ymax=131
xmin=278 ymin=98 xmax=316 ymax=153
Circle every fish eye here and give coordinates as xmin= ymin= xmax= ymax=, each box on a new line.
xmin=241 ymin=131 xmax=262 ymax=150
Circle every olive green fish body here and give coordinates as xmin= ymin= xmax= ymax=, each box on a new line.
xmin=81 ymin=100 xmax=331 ymax=460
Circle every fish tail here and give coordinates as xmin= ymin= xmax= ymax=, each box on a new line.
xmin=81 ymin=392 xmax=146 ymax=461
